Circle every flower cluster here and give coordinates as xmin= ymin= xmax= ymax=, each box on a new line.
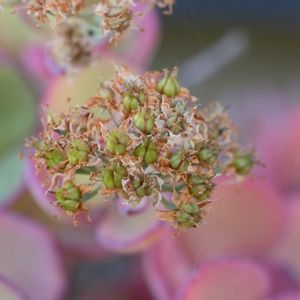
xmin=6 ymin=1 xmax=174 ymax=41
xmin=50 ymin=18 xmax=95 ymax=72
xmin=25 ymin=0 xmax=86 ymax=24
xmin=27 ymin=67 xmax=255 ymax=229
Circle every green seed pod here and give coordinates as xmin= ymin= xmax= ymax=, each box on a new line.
xmin=234 ymin=152 xmax=255 ymax=175
xmin=67 ymin=139 xmax=89 ymax=165
xmin=138 ymin=93 xmax=145 ymax=106
xmin=176 ymin=211 xmax=190 ymax=224
xmin=198 ymin=147 xmax=217 ymax=164
xmin=102 ymin=168 xmax=115 ymax=189
xmin=134 ymin=142 xmax=147 ymax=158
xmin=133 ymin=111 xmax=146 ymax=131
xmin=145 ymin=117 xmax=155 ymax=134
xmin=166 ymin=113 xmax=178 ymax=128
xmin=55 ymin=181 xmax=81 ymax=213
xmin=145 ymin=141 xmax=158 ymax=164
xmin=188 ymin=175 xmax=214 ymax=201
xmin=106 ymin=130 xmax=130 ymax=155
xmin=113 ymin=162 xmax=128 ymax=188
xmin=188 ymin=175 xmax=206 ymax=185
xmin=170 ymin=150 xmax=184 ymax=170
xmin=157 ymin=68 xmax=180 ymax=97
xmin=102 ymin=162 xmax=128 ymax=189
xmin=181 ymin=202 xmax=200 ymax=214
xmin=44 ymin=149 xmax=65 ymax=169
xmin=133 ymin=112 xmax=155 ymax=134
xmin=133 ymin=139 xmax=158 ymax=165
xmin=123 ymin=94 xmax=140 ymax=113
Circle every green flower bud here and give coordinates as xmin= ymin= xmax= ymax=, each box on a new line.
xmin=133 ymin=112 xmax=155 ymax=134
xmin=188 ymin=175 xmax=214 ymax=201
xmin=106 ymin=130 xmax=130 ymax=155
xmin=132 ymin=177 xmax=152 ymax=197
xmin=67 ymin=139 xmax=89 ymax=165
xmin=102 ymin=162 xmax=128 ymax=189
xmin=55 ymin=181 xmax=81 ymax=212
xmin=198 ymin=147 xmax=218 ymax=164
xmin=166 ymin=113 xmax=185 ymax=134
xmin=170 ymin=150 xmax=184 ymax=170
xmin=133 ymin=139 xmax=158 ymax=165
xmin=123 ymin=94 xmax=140 ymax=113
xmin=176 ymin=211 xmax=190 ymax=224
xmin=44 ymin=149 xmax=65 ymax=169
xmin=99 ymin=87 xmax=112 ymax=102
xmin=145 ymin=141 xmax=158 ymax=164
xmin=157 ymin=68 xmax=180 ymax=97
xmin=90 ymin=106 xmax=111 ymax=122
xmin=102 ymin=168 xmax=115 ymax=189
xmin=181 ymin=202 xmax=200 ymax=214
xmin=233 ymin=152 xmax=255 ymax=175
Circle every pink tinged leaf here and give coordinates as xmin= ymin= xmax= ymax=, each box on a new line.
xmin=25 ymin=159 xmax=108 ymax=258
xmin=178 ymin=177 xmax=284 ymax=262
xmin=176 ymin=259 xmax=271 ymax=300
xmin=96 ymin=203 xmax=167 ymax=254
xmin=22 ymin=46 xmax=61 ymax=83
xmin=41 ymin=58 xmax=115 ymax=112
xmin=269 ymin=292 xmax=300 ymax=300
xmin=270 ymin=197 xmax=300 ymax=283
xmin=0 ymin=213 xmax=66 ymax=300
xmin=143 ymin=233 xmax=191 ymax=300
xmin=0 ymin=275 xmax=29 ymax=300
xmin=0 ymin=150 xmax=24 ymax=210
xmin=257 ymin=107 xmax=300 ymax=191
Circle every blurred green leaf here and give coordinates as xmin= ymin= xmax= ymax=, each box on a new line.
xmin=0 ymin=67 xmax=35 ymax=155
xmin=0 ymin=149 xmax=23 ymax=206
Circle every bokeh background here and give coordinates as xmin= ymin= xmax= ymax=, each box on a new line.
xmin=1 ymin=1 xmax=300 ymax=299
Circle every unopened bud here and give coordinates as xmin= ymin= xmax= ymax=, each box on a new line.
xmin=233 ymin=151 xmax=255 ymax=175
xmin=157 ymin=68 xmax=180 ymax=97
xmin=198 ymin=147 xmax=218 ymax=164
xmin=67 ymin=139 xmax=90 ymax=165
xmin=181 ymin=202 xmax=200 ymax=214
xmin=133 ymin=139 xmax=158 ymax=164
xmin=123 ymin=94 xmax=140 ymax=113
xmin=132 ymin=177 xmax=151 ymax=197
xmin=188 ymin=175 xmax=213 ymax=201
xmin=170 ymin=150 xmax=184 ymax=170
xmin=55 ymin=181 xmax=81 ymax=212
xmin=44 ymin=149 xmax=66 ymax=169
xmin=106 ymin=130 xmax=130 ymax=155
xmin=102 ymin=162 xmax=128 ymax=189
xmin=133 ymin=111 xmax=155 ymax=134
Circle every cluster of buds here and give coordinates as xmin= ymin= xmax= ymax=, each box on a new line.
xmin=4 ymin=1 xmax=175 ymax=44
xmin=95 ymin=0 xmax=134 ymax=44
xmin=50 ymin=18 xmax=95 ymax=72
xmin=25 ymin=0 xmax=86 ymax=24
xmin=26 ymin=67 xmax=255 ymax=229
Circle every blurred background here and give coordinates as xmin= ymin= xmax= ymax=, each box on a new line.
xmin=1 ymin=1 xmax=300 ymax=299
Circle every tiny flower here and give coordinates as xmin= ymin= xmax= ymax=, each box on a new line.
xmin=157 ymin=67 xmax=180 ymax=97
xmin=133 ymin=139 xmax=158 ymax=164
xmin=198 ymin=144 xmax=218 ymax=165
xmin=102 ymin=162 xmax=128 ymax=189
xmin=44 ymin=148 xmax=66 ymax=169
xmin=66 ymin=139 xmax=90 ymax=165
xmin=133 ymin=111 xmax=155 ymax=134
xmin=106 ymin=130 xmax=130 ymax=155
xmin=232 ymin=150 xmax=255 ymax=175
xmin=188 ymin=175 xmax=214 ymax=201
xmin=55 ymin=181 xmax=81 ymax=212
